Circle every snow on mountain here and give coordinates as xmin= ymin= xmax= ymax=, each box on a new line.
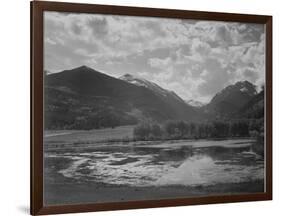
xmin=236 ymin=81 xmax=257 ymax=96
xmin=204 ymin=80 xmax=258 ymax=116
xmin=186 ymin=99 xmax=206 ymax=107
xmin=119 ymin=73 xmax=185 ymax=103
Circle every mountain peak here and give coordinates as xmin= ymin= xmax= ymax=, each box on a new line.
xmin=186 ymin=99 xmax=205 ymax=107
xmin=235 ymin=80 xmax=257 ymax=96
xmin=73 ymin=65 xmax=97 ymax=73
xmin=235 ymin=80 xmax=255 ymax=87
xmin=206 ymin=80 xmax=258 ymax=116
xmin=66 ymin=65 xmax=109 ymax=77
xmin=216 ymin=80 xmax=257 ymax=98
xmin=239 ymin=80 xmax=253 ymax=85
xmin=77 ymin=65 xmax=91 ymax=70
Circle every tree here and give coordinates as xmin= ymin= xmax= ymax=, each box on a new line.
xmin=164 ymin=121 xmax=177 ymax=137
xmin=151 ymin=124 xmax=163 ymax=138
xmin=177 ymin=121 xmax=187 ymax=137
xmin=133 ymin=122 xmax=151 ymax=140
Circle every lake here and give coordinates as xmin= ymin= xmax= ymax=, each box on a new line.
xmin=44 ymin=138 xmax=264 ymax=205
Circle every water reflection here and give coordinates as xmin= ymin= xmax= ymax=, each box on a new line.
xmin=45 ymin=139 xmax=264 ymax=187
xmin=156 ymin=153 xmax=264 ymax=186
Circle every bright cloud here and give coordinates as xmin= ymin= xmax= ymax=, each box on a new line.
xmin=44 ymin=12 xmax=265 ymax=103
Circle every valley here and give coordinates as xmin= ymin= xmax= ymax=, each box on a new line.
xmin=43 ymin=65 xmax=265 ymax=205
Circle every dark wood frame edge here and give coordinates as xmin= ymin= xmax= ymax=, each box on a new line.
xmin=265 ymin=16 xmax=273 ymax=200
xmin=31 ymin=1 xmax=44 ymax=215
xmin=30 ymin=1 xmax=272 ymax=215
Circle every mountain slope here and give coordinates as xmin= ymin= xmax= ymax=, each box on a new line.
xmin=119 ymin=74 xmax=185 ymax=103
xmin=45 ymin=66 xmax=199 ymax=129
xmin=236 ymin=90 xmax=264 ymax=119
xmin=119 ymin=73 xmax=197 ymax=121
xmin=203 ymin=81 xmax=257 ymax=117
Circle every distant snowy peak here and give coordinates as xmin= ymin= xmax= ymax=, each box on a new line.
xmin=186 ymin=99 xmax=205 ymax=107
xmin=119 ymin=73 xmax=185 ymax=103
xmin=120 ymin=74 xmax=153 ymax=88
xmin=120 ymin=73 xmax=170 ymax=97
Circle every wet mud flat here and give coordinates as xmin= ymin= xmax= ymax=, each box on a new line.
xmin=44 ymin=138 xmax=264 ymax=205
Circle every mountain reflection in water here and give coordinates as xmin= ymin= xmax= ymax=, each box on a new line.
xmin=45 ymin=139 xmax=264 ymax=187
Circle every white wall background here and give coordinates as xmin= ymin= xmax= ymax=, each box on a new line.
xmin=0 ymin=0 xmax=279 ymax=215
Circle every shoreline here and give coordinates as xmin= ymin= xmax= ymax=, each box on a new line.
xmin=44 ymin=180 xmax=264 ymax=205
xmin=44 ymin=137 xmax=256 ymax=151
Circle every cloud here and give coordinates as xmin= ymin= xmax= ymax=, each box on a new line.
xmin=71 ymin=22 xmax=82 ymax=35
xmin=243 ymin=68 xmax=259 ymax=82
xmin=215 ymin=24 xmax=233 ymax=44
xmin=191 ymin=38 xmax=211 ymax=61
xmin=148 ymin=57 xmax=171 ymax=69
xmin=87 ymin=17 xmax=108 ymax=39
xmin=44 ymin=12 xmax=265 ymax=102
xmin=139 ymin=20 xmax=167 ymax=37
xmin=197 ymin=58 xmax=232 ymax=97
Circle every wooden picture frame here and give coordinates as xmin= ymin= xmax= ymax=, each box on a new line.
xmin=31 ymin=1 xmax=272 ymax=215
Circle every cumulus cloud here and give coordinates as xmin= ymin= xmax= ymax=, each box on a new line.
xmin=87 ymin=17 xmax=108 ymax=38
xmin=44 ymin=12 xmax=265 ymax=102
xmin=197 ymin=58 xmax=231 ymax=96
xmin=71 ymin=22 xmax=82 ymax=35
xmin=243 ymin=68 xmax=259 ymax=82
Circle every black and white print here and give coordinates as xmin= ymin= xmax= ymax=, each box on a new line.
xmin=43 ymin=11 xmax=265 ymax=205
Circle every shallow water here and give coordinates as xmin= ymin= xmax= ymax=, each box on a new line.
xmin=45 ymin=139 xmax=264 ymax=187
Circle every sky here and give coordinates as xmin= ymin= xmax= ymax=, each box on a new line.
xmin=44 ymin=11 xmax=265 ymax=103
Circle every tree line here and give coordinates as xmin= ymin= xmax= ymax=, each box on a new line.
xmin=133 ymin=119 xmax=264 ymax=141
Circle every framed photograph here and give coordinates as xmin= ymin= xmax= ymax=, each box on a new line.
xmin=31 ymin=1 xmax=272 ymax=215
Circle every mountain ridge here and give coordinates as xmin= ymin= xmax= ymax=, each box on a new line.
xmin=44 ymin=66 xmax=200 ymax=129
xmin=119 ymin=73 xmax=186 ymax=104
xmin=44 ymin=65 xmax=263 ymax=129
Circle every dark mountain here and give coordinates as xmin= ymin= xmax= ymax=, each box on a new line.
xmin=203 ymin=81 xmax=258 ymax=117
xmin=45 ymin=66 xmax=199 ymax=130
xmin=236 ymin=90 xmax=264 ymax=119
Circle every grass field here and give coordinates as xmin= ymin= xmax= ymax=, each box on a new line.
xmin=44 ymin=125 xmax=134 ymax=146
